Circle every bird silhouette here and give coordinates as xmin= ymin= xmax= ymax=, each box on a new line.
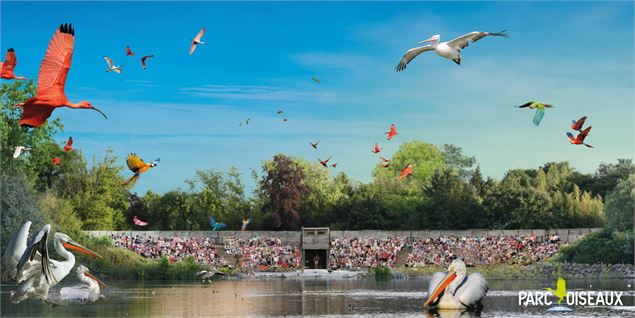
xmin=141 ymin=55 xmax=154 ymax=69
xmin=567 ymin=126 xmax=593 ymax=148
xmin=372 ymin=143 xmax=382 ymax=154
xmin=545 ymin=277 xmax=567 ymax=304
xmin=103 ymin=56 xmax=122 ymax=74
xmin=1 ymin=48 xmax=26 ymax=80
xmin=16 ymin=24 xmax=107 ymax=128
xmin=385 ymin=124 xmax=398 ymax=140
xmin=189 ymin=28 xmax=206 ymax=55
xmin=379 ymin=157 xmax=390 ymax=162
xmin=311 ymin=76 xmax=321 ymax=83
xmin=518 ymin=101 xmax=553 ymax=126
xmin=122 ymin=153 xmax=159 ymax=189
xmin=125 ymin=46 xmax=135 ymax=56
xmin=318 ymin=156 xmax=332 ymax=168
xmin=331 ymin=162 xmax=338 ymax=168
xmin=63 ymin=136 xmax=73 ymax=152
xmin=310 ymin=141 xmax=319 ymax=149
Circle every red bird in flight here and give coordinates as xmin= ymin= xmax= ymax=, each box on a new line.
xmin=141 ymin=55 xmax=154 ymax=69
xmin=570 ymin=116 xmax=587 ymax=132
xmin=399 ymin=163 xmax=413 ymax=180
xmin=331 ymin=162 xmax=338 ymax=168
xmin=379 ymin=157 xmax=390 ymax=162
xmin=372 ymin=143 xmax=382 ymax=154
xmin=63 ymin=136 xmax=73 ymax=152
xmin=126 ymin=46 xmax=135 ymax=56
xmin=318 ymin=156 xmax=332 ymax=168
xmin=133 ymin=215 xmax=148 ymax=227
xmin=16 ymin=24 xmax=107 ymax=128
xmin=385 ymin=124 xmax=398 ymax=140
xmin=381 ymin=163 xmax=391 ymax=168
xmin=567 ymin=126 xmax=593 ymax=148
xmin=52 ymin=157 xmax=61 ymax=165
xmin=310 ymin=141 xmax=320 ymax=149
xmin=1 ymin=48 xmax=26 ymax=80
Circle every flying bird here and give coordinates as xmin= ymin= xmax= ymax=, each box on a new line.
xmin=518 ymin=101 xmax=553 ymax=126
xmin=122 ymin=153 xmax=159 ymax=189
xmin=381 ymin=163 xmax=391 ymax=168
xmin=196 ymin=269 xmax=225 ymax=283
xmin=570 ymin=116 xmax=587 ymax=132
xmin=239 ymin=118 xmax=251 ymax=126
xmin=52 ymin=157 xmax=61 ymax=165
xmin=396 ymin=30 xmax=508 ymax=71
xmin=209 ymin=216 xmax=226 ymax=232
xmin=372 ymin=143 xmax=382 ymax=154
xmin=63 ymin=136 xmax=73 ymax=152
xmin=189 ymin=28 xmax=206 ymax=55
xmin=133 ymin=215 xmax=148 ymax=227
xmin=141 ymin=55 xmax=154 ymax=69
xmin=12 ymin=146 xmax=30 ymax=159
xmin=7 ymin=223 xmax=101 ymax=304
xmin=16 ymin=24 xmax=107 ymax=128
xmin=103 ymin=56 xmax=122 ymax=74
xmin=241 ymin=218 xmax=252 ymax=231
xmin=310 ymin=141 xmax=319 ymax=149
xmin=311 ymin=76 xmax=321 ymax=83
xmin=318 ymin=156 xmax=332 ymax=168
xmin=277 ymin=110 xmax=283 ymax=115
xmin=567 ymin=126 xmax=593 ymax=148
xmin=282 ymin=118 xmax=288 ymax=122
xmin=379 ymin=157 xmax=390 ymax=162
xmin=399 ymin=163 xmax=413 ymax=180
xmin=1 ymin=48 xmax=26 ymax=80
xmin=385 ymin=124 xmax=398 ymax=140
xmin=423 ymin=258 xmax=488 ymax=309
xmin=60 ymin=265 xmax=107 ymax=303
xmin=125 ymin=46 xmax=135 ymax=56
xmin=331 ymin=162 xmax=338 ymax=168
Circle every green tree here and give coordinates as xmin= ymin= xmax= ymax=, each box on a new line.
xmin=372 ymin=141 xmax=446 ymax=186
xmin=440 ymin=144 xmax=476 ymax=180
xmin=604 ymin=174 xmax=635 ymax=231
xmin=260 ymin=155 xmax=309 ymax=230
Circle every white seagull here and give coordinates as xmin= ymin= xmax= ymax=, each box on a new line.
xmin=423 ymin=258 xmax=488 ymax=310
xmin=13 ymin=146 xmax=31 ymax=159
xmin=7 ymin=222 xmax=101 ymax=304
xmin=189 ymin=28 xmax=206 ymax=55
xmin=60 ymin=265 xmax=108 ymax=303
xmin=103 ymin=56 xmax=122 ymax=74
xmin=396 ymin=30 xmax=508 ymax=71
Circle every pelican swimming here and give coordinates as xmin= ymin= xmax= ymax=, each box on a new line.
xmin=196 ymin=269 xmax=225 ymax=283
xmin=7 ymin=223 xmax=102 ymax=304
xmin=60 ymin=265 xmax=108 ymax=303
xmin=396 ymin=30 xmax=508 ymax=71
xmin=423 ymin=259 xmax=488 ymax=310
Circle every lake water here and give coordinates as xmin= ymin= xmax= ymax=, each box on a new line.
xmin=1 ymin=276 xmax=633 ymax=317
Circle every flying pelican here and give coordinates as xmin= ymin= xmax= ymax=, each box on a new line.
xmin=60 ymin=265 xmax=108 ymax=303
xmin=423 ymin=259 xmax=488 ymax=310
xmin=396 ymin=30 xmax=508 ymax=71
xmin=103 ymin=56 xmax=122 ymax=74
xmin=196 ymin=269 xmax=225 ymax=283
xmin=189 ymin=28 xmax=206 ymax=55
xmin=7 ymin=223 xmax=101 ymax=304
xmin=1 ymin=48 xmax=26 ymax=80
xmin=12 ymin=146 xmax=31 ymax=159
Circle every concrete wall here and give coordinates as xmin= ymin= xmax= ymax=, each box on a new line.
xmin=85 ymin=228 xmax=602 ymax=244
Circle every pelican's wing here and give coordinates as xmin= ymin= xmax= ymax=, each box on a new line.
xmin=447 ymin=30 xmax=509 ymax=50
xmin=194 ymin=28 xmax=206 ymax=41
xmin=533 ymin=109 xmax=545 ymax=126
xmin=395 ymin=45 xmax=433 ymax=72
xmin=103 ymin=56 xmax=114 ymax=68
xmin=457 ymin=273 xmax=488 ymax=306
xmin=16 ymin=225 xmax=55 ymax=284
xmin=37 ymin=24 xmax=75 ymax=97
xmin=113 ymin=68 xmax=121 ymax=74
xmin=1 ymin=48 xmax=17 ymax=77
xmin=427 ymin=272 xmax=446 ymax=298
xmin=1 ymin=221 xmax=32 ymax=281
xmin=189 ymin=43 xmax=197 ymax=55
xmin=60 ymin=286 xmax=91 ymax=301
xmin=126 ymin=153 xmax=147 ymax=173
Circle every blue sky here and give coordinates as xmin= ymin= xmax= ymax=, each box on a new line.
xmin=2 ymin=1 xmax=633 ymax=194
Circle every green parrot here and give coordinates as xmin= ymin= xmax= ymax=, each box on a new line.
xmin=518 ymin=101 xmax=554 ymax=126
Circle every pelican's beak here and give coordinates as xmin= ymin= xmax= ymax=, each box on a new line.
xmin=418 ymin=37 xmax=435 ymax=44
xmin=63 ymin=240 xmax=102 ymax=258
xmin=423 ymin=270 xmax=457 ymax=307
xmin=84 ymin=271 xmax=109 ymax=288
xmin=91 ymin=106 xmax=108 ymax=119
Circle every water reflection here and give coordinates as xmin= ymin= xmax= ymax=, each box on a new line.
xmin=1 ymin=277 xmax=633 ymax=317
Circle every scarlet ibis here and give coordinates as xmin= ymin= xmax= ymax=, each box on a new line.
xmin=381 ymin=163 xmax=391 ymax=168
xmin=189 ymin=28 xmax=206 ymax=55
xmin=570 ymin=116 xmax=587 ymax=131
xmin=399 ymin=163 xmax=413 ymax=180
xmin=140 ymin=55 xmax=154 ymax=69
xmin=16 ymin=24 xmax=107 ymax=128
xmin=318 ymin=156 xmax=332 ymax=168
xmin=63 ymin=136 xmax=73 ymax=152
xmin=310 ymin=141 xmax=319 ymax=149
xmin=396 ymin=30 xmax=508 ymax=71
xmin=379 ymin=157 xmax=390 ymax=162
xmin=52 ymin=157 xmax=61 ymax=165
xmin=122 ymin=153 xmax=159 ymax=189
xmin=518 ymin=101 xmax=553 ymax=126
xmin=103 ymin=56 xmax=121 ymax=74
xmin=209 ymin=216 xmax=226 ymax=232
xmin=133 ymin=215 xmax=147 ymax=227
xmin=331 ymin=162 xmax=338 ymax=168
xmin=385 ymin=124 xmax=398 ymax=140
xmin=312 ymin=76 xmax=321 ymax=83
xmin=125 ymin=46 xmax=135 ymax=56
xmin=12 ymin=146 xmax=30 ymax=159
xmin=241 ymin=218 xmax=252 ymax=231
xmin=372 ymin=143 xmax=382 ymax=154
xmin=1 ymin=49 xmax=26 ymax=80
xmin=567 ymin=126 xmax=593 ymax=148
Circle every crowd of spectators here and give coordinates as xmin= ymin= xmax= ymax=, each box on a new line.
xmin=329 ymin=237 xmax=405 ymax=270
xmin=223 ymin=236 xmax=302 ymax=270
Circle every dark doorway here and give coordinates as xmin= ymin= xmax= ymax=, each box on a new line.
xmin=304 ymin=249 xmax=327 ymax=269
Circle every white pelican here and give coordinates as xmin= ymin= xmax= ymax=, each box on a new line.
xmin=1 ymin=221 xmax=33 ymax=281
xmin=395 ymin=30 xmax=508 ymax=71
xmin=60 ymin=265 xmax=108 ymax=303
xmin=10 ymin=224 xmax=101 ymax=304
xmin=103 ymin=56 xmax=122 ymax=74
xmin=196 ymin=269 xmax=225 ymax=283
xmin=423 ymin=259 xmax=488 ymax=310
xmin=12 ymin=146 xmax=31 ymax=159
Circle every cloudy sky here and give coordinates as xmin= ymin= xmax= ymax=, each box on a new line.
xmin=2 ymin=1 xmax=633 ymax=194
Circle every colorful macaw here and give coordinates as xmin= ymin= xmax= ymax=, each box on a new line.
xmin=518 ymin=101 xmax=553 ymax=126
xmin=122 ymin=153 xmax=159 ymax=189
xmin=567 ymin=126 xmax=593 ymax=148
xmin=372 ymin=143 xmax=382 ymax=154
xmin=210 ymin=216 xmax=226 ymax=232
xmin=241 ymin=218 xmax=252 ymax=231
xmin=385 ymin=124 xmax=398 ymax=140
xmin=570 ymin=116 xmax=587 ymax=132
xmin=318 ymin=156 xmax=332 ymax=168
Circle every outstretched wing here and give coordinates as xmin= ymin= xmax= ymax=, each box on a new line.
xmin=66 ymin=136 xmax=73 ymax=148
xmin=457 ymin=273 xmax=488 ymax=306
xmin=103 ymin=56 xmax=114 ymax=68
xmin=447 ymin=30 xmax=509 ymax=51
xmin=395 ymin=45 xmax=434 ymax=72
xmin=1 ymin=48 xmax=17 ymax=77
xmin=126 ymin=153 xmax=147 ymax=173
xmin=578 ymin=126 xmax=592 ymax=141
xmin=573 ymin=116 xmax=587 ymax=130
xmin=533 ymin=109 xmax=545 ymax=126
xmin=194 ymin=28 xmax=206 ymax=41
xmin=566 ymin=132 xmax=576 ymax=142
xmin=38 ymin=23 xmax=75 ymax=97
xmin=209 ymin=216 xmax=216 ymax=228
xmin=517 ymin=101 xmax=534 ymax=108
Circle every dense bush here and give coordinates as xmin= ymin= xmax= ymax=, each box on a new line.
xmin=556 ymin=229 xmax=634 ymax=264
